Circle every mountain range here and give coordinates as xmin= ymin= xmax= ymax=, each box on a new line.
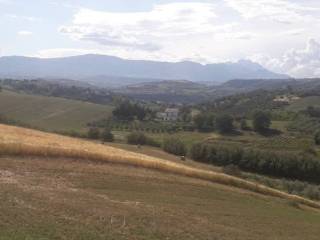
xmin=0 ymin=54 xmax=289 ymax=86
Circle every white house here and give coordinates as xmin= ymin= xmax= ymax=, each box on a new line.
xmin=157 ymin=108 xmax=179 ymax=121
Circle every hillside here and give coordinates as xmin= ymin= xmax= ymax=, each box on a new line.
xmin=0 ymin=124 xmax=320 ymax=239
xmin=0 ymin=55 xmax=288 ymax=84
xmin=0 ymin=90 xmax=113 ymax=131
xmin=115 ymin=80 xmax=211 ymax=103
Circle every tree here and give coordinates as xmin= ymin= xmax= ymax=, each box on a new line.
xmin=113 ymin=101 xmax=148 ymax=121
xmin=193 ymin=113 xmax=215 ymax=132
xmin=87 ymin=127 xmax=100 ymax=139
xmin=252 ymin=110 xmax=271 ymax=132
xmin=240 ymin=119 xmax=249 ymax=130
xmin=215 ymin=114 xmax=234 ymax=133
xmin=315 ymin=131 xmax=320 ymax=145
xmin=162 ymin=138 xmax=186 ymax=156
xmin=179 ymin=106 xmax=192 ymax=122
xmin=101 ymin=128 xmax=114 ymax=142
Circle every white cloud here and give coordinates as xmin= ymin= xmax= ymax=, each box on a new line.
xmin=253 ymin=39 xmax=320 ymax=77
xmin=225 ymin=0 xmax=320 ymax=24
xmin=60 ymin=3 xmax=218 ymax=51
xmin=17 ymin=31 xmax=33 ymax=36
xmin=5 ymin=14 xmax=39 ymax=22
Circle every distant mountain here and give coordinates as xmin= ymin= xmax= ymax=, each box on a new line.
xmin=0 ymin=55 xmax=289 ymax=86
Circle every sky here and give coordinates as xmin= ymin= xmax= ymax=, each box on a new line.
xmin=1 ymin=0 xmax=320 ymax=77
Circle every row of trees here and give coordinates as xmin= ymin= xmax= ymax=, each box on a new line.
xmin=190 ymin=143 xmax=320 ymax=183
xmin=193 ymin=110 xmax=271 ymax=134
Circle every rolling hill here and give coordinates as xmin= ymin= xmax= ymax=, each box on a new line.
xmin=0 ymin=55 xmax=288 ymax=85
xmin=115 ymin=80 xmax=211 ymax=103
xmin=0 ymin=90 xmax=113 ymax=131
xmin=0 ymin=124 xmax=320 ymax=239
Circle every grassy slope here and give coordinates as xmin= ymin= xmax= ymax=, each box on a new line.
xmin=1 ymin=157 xmax=320 ymax=240
xmin=0 ymin=124 xmax=320 ymax=239
xmin=0 ymin=90 xmax=113 ymax=131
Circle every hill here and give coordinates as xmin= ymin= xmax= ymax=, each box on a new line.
xmin=115 ymin=80 xmax=211 ymax=103
xmin=0 ymin=90 xmax=113 ymax=131
xmin=0 ymin=124 xmax=320 ymax=239
xmin=0 ymin=55 xmax=288 ymax=85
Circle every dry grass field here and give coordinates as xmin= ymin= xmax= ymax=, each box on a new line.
xmin=1 ymin=124 xmax=320 ymax=239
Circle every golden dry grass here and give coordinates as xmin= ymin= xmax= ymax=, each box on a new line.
xmin=0 ymin=123 xmax=320 ymax=209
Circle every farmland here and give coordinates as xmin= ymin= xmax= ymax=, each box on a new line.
xmin=0 ymin=90 xmax=113 ymax=131
xmin=0 ymin=124 xmax=320 ymax=239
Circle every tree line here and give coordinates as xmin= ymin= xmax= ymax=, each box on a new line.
xmin=190 ymin=143 xmax=320 ymax=184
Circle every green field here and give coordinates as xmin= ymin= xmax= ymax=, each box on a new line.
xmin=113 ymin=125 xmax=315 ymax=154
xmin=0 ymin=90 xmax=113 ymax=131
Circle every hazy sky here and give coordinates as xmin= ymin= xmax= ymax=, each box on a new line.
xmin=1 ymin=0 xmax=320 ymax=77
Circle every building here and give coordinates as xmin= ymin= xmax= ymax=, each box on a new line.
xmin=273 ymin=95 xmax=300 ymax=103
xmin=157 ymin=108 xmax=179 ymax=121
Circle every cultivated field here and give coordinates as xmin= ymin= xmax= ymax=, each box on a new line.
xmin=0 ymin=90 xmax=113 ymax=131
xmin=1 ymin=124 xmax=320 ymax=239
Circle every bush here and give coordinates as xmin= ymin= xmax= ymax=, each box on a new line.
xmin=127 ymin=132 xmax=160 ymax=147
xmin=101 ymin=128 xmax=114 ymax=142
xmin=162 ymin=138 xmax=186 ymax=156
xmin=240 ymin=119 xmax=249 ymax=130
xmin=252 ymin=110 xmax=271 ymax=133
xmin=127 ymin=132 xmax=147 ymax=145
xmin=87 ymin=127 xmax=100 ymax=139
xmin=193 ymin=113 xmax=215 ymax=132
xmin=215 ymin=114 xmax=234 ymax=133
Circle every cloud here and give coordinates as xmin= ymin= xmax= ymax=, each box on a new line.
xmin=253 ymin=39 xmax=320 ymax=78
xmin=225 ymin=0 xmax=320 ymax=24
xmin=5 ymin=14 xmax=40 ymax=22
xmin=0 ymin=0 xmax=12 ymax=4
xmin=36 ymin=48 xmax=100 ymax=58
xmin=17 ymin=31 xmax=33 ymax=36
xmin=60 ymin=3 xmax=218 ymax=51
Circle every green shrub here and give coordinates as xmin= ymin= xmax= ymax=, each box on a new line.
xmin=252 ymin=110 xmax=271 ymax=133
xmin=240 ymin=119 xmax=249 ymax=130
xmin=127 ymin=132 xmax=147 ymax=145
xmin=87 ymin=127 xmax=100 ymax=139
xmin=215 ymin=114 xmax=234 ymax=133
xmin=127 ymin=132 xmax=160 ymax=147
xmin=162 ymin=138 xmax=186 ymax=156
xmin=101 ymin=128 xmax=114 ymax=142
